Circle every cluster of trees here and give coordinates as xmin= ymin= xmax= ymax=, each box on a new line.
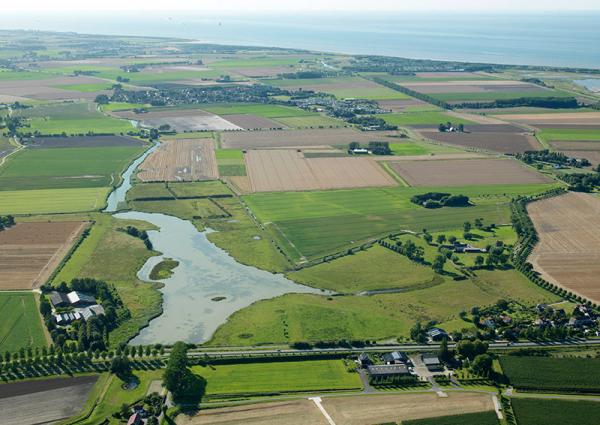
xmin=348 ymin=141 xmax=393 ymax=155
xmin=517 ymin=149 xmax=590 ymax=168
xmin=279 ymin=70 xmax=333 ymax=79
xmin=438 ymin=122 xmax=464 ymax=132
xmin=454 ymin=96 xmax=579 ymax=109
xmin=410 ymin=192 xmax=471 ymax=209
xmin=389 ymin=239 xmax=425 ymax=262
xmin=163 ymin=342 xmax=198 ymax=399
xmin=559 ymin=171 xmax=600 ymax=192
xmin=0 ymin=115 xmax=22 ymax=135
xmin=0 ymin=215 xmax=15 ymax=231
xmin=124 ymin=226 xmax=153 ymax=250
xmin=347 ymin=116 xmax=398 ymax=131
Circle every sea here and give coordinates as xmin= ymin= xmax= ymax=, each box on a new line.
xmin=1 ymin=11 xmax=600 ymax=69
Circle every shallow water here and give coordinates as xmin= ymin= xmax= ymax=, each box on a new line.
xmin=115 ymin=211 xmax=321 ymax=344
xmin=574 ymin=79 xmax=600 ymax=92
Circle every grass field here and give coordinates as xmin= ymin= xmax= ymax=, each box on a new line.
xmin=382 ymin=111 xmax=475 ymax=126
xmin=215 ymin=149 xmax=246 ymax=176
xmin=537 ymin=128 xmax=600 ymax=143
xmin=201 ymin=103 xmax=315 ymax=118
xmin=288 ymin=245 xmax=440 ymax=293
xmin=0 ymin=187 xmax=110 ymax=214
xmin=243 ymin=184 xmax=555 ymax=261
xmin=511 ymin=398 xmax=600 ymax=425
xmin=389 ymin=140 xmax=464 ymax=156
xmin=0 ymin=292 xmax=47 ymax=352
xmin=499 ymin=356 xmax=600 ymax=392
xmin=403 ymin=410 xmax=499 ymax=425
xmin=101 ymin=102 xmax=149 ymax=112
xmin=192 ymin=360 xmax=361 ymax=398
xmin=53 ymin=83 xmax=113 ymax=92
xmin=0 ymin=146 xmax=145 ymax=190
xmin=209 ymin=268 xmax=558 ymax=346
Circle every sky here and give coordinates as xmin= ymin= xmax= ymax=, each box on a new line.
xmin=4 ymin=0 xmax=600 ymax=12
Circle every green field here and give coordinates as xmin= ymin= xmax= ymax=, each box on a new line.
xmin=274 ymin=114 xmax=344 ymax=128
xmin=269 ymin=76 xmax=411 ymax=100
xmin=53 ymin=83 xmax=113 ymax=92
xmin=0 ymin=292 xmax=47 ymax=352
xmin=209 ymin=268 xmax=557 ymax=346
xmin=389 ymin=140 xmax=464 ymax=156
xmin=0 ymin=146 xmax=145 ymax=190
xmin=537 ymin=128 xmax=600 ymax=143
xmin=382 ymin=111 xmax=475 ymax=126
xmin=403 ymin=410 xmax=499 ymax=425
xmin=192 ymin=359 xmax=361 ymax=398
xmin=100 ymin=102 xmax=149 ymax=112
xmin=215 ymin=149 xmax=246 ymax=176
xmin=0 ymin=70 xmax=55 ymax=81
xmin=244 ymin=184 xmax=554 ymax=261
xmin=0 ymin=187 xmax=110 ymax=214
xmin=288 ymin=245 xmax=440 ymax=293
xmin=511 ymin=398 xmax=600 ymax=425
xmin=499 ymin=356 xmax=600 ymax=392
xmin=201 ymin=103 xmax=315 ymax=118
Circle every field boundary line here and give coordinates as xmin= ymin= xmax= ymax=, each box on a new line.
xmin=309 ymin=396 xmax=337 ymax=425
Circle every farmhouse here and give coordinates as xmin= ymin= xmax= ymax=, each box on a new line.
xmin=427 ymin=328 xmax=448 ymax=342
xmin=358 ymin=352 xmax=372 ymax=367
xmin=381 ymin=351 xmax=409 ymax=365
xmin=452 ymin=242 xmax=487 ymax=254
xmin=422 ymin=353 xmax=443 ymax=372
xmin=367 ymin=364 xmax=410 ymax=378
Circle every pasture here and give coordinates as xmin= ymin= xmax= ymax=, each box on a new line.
xmin=23 ymin=135 xmax=145 ymax=149
xmin=389 ymin=158 xmax=552 ymax=186
xmin=511 ymin=398 xmax=600 ymax=425
xmin=215 ymin=149 xmax=246 ymax=176
xmin=244 ymin=184 xmax=554 ymax=260
xmin=499 ymin=356 xmax=600 ymax=392
xmin=0 ymin=187 xmax=110 ymax=214
xmin=0 ymin=292 xmax=47 ymax=352
xmin=419 ymin=130 xmax=540 ymax=153
xmin=220 ymin=128 xmax=398 ymax=149
xmin=537 ymin=127 xmax=600 ymax=144
xmin=245 ymin=149 xmax=396 ymax=192
xmin=209 ymin=268 xmax=557 ymax=345
xmin=0 ymin=145 xmax=145 ymax=190
xmin=288 ymin=245 xmax=439 ymax=293
xmin=0 ymin=221 xmax=88 ymax=289
xmin=192 ymin=359 xmax=361 ymax=398
xmin=382 ymin=111 xmax=474 ymax=126
xmin=528 ymin=192 xmax=600 ymax=304
xmin=269 ymin=76 xmax=411 ymax=100
xmin=137 ymin=139 xmax=218 ymax=182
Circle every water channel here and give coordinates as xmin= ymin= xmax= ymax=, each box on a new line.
xmin=106 ymin=144 xmax=321 ymax=344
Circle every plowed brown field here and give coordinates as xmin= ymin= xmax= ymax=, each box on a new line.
xmin=390 ymin=158 xmax=551 ymax=187
xmin=245 ymin=150 xmax=396 ymax=192
xmin=0 ymin=221 xmax=88 ymax=289
xmin=528 ymin=192 xmax=600 ymax=303
xmin=138 ymin=139 xmax=219 ymax=182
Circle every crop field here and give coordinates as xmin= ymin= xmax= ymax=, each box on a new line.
xmin=0 ymin=221 xmax=88 ymax=289
xmin=550 ymin=141 xmax=600 ymax=165
xmin=244 ymin=184 xmax=552 ymax=260
xmin=215 ymin=149 xmax=246 ymax=176
xmin=497 ymin=111 xmax=600 ymax=125
xmin=245 ymin=149 xmax=396 ymax=192
xmin=419 ymin=130 xmax=541 ymax=153
xmin=528 ymin=192 xmax=600 ymax=304
xmin=382 ymin=111 xmax=474 ymax=126
xmin=403 ymin=411 xmax=499 ymax=425
xmin=0 ymin=375 xmax=98 ymax=425
xmin=0 ymin=292 xmax=47 ymax=352
xmin=401 ymin=79 xmax=544 ymax=93
xmin=192 ymin=359 xmax=361 ymax=397
xmin=374 ymin=71 xmax=494 ymax=83
xmin=537 ymin=128 xmax=600 ymax=144
xmin=138 ymin=138 xmax=219 ymax=182
xmin=0 ymin=75 xmax=111 ymax=100
xmin=389 ymin=158 xmax=552 ymax=186
xmin=23 ymin=135 xmax=145 ymax=148
xmin=116 ymin=108 xmax=241 ymax=131
xmin=377 ymin=98 xmax=431 ymax=111
xmin=209 ymin=268 xmax=557 ymax=345
xmin=0 ymin=145 xmax=145 ymax=190
xmin=499 ymin=356 xmax=600 ymax=392
xmin=288 ymin=245 xmax=439 ymax=293
xmin=511 ymin=398 xmax=600 ymax=425
xmin=200 ymin=103 xmax=316 ymax=118
xmin=0 ymin=187 xmax=110 ymax=215
xmin=269 ymin=76 xmax=411 ymax=100
xmin=215 ymin=113 xmax=284 ymax=130
xmin=273 ymin=114 xmax=344 ymax=128
xmin=220 ymin=128 xmax=398 ymax=149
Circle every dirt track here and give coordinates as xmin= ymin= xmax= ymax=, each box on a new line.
xmin=245 ymin=150 xmax=396 ymax=192
xmin=0 ymin=221 xmax=88 ymax=289
xmin=528 ymin=192 xmax=600 ymax=303
xmin=390 ymin=158 xmax=551 ymax=187
xmin=138 ymin=139 xmax=219 ymax=182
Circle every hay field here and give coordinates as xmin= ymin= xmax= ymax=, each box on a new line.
xmin=138 ymin=139 xmax=218 ymax=182
xmin=419 ymin=130 xmax=540 ymax=153
xmin=528 ymin=192 xmax=600 ymax=303
xmin=221 ymin=128 xmax=397 ymax=149
xmin=0 ymin=221 xmax=88 ymax=289
xmin=390 ymin=158 xmax=552 ymax=187
xmin=245 ymin=150 xmax=395 ymax=192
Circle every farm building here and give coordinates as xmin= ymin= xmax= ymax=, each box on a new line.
xmin=452 ymin=243 xmax=487 ymax=254
xmin=366 ymin=364 xmax=410 ymax=378
xmin=427 ymin=328 xmax=448 ymax=342
xmin=381 ymin=351 xmax=409 ymax=365
xmin=127 ymin=412 xmax=142 ymax=425
xmin=422 ymin=353 xmax=443 ymax=372
xmin=53 ymin=304 xmax=105 ymax=325
xmin=50 ymin=291 xmax=70 ymax=308
xmin=67 ymin=291 xmax=96 ymax=306
xmin=358 ymin=352 xmax=372 ymax=367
